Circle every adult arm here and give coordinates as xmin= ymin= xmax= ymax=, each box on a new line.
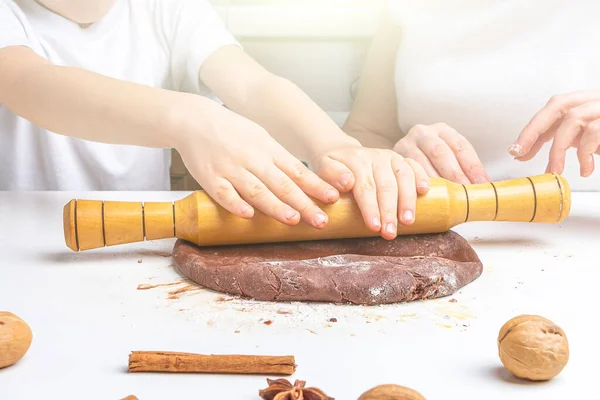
xmin=342 ymin=13 xmax=401 ymax=149
xmin=343 ymin=12 xmax=488 ymax=184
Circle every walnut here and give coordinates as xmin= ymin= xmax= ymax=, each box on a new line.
xmin=259 ymin=378 xmax=333 ymax=400
xmin=358 ymin=384 xmax=426 ymax=400
xmin=497 ymin=314 xmax=569 ymax=381
xmin=0 ymin=312 xmax=33 ymax=369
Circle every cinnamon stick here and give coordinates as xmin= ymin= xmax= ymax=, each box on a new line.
xmin=128 ymin=351 xmax=296 ymax=375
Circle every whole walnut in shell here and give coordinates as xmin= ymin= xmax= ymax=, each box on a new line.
xmin=358 ymin=384 xmax=426 ymax=400
xmin=0 ymin=312 xmax=33 ymax=369
xmin=498 ymin=314 xmax=568 ymax=381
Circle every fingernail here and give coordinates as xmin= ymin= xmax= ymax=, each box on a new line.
xmin=240 ymin=205 xmax=252 ymax=215
xmin=285 ymin=209 xmax=298 ymax=220
xmin=472 ymin=175 xmax=487 ymax=184
xmin=418 ymin=180 xmax=429 ymax=190
xmin=372 ymin=217 xmax=381 ymax=229
xmin=402 ymin=210 xmax=414 ymax=222
xmin=340 ymin=172 xmax=352 ymax=188
xmin=385 ymin=223 xmax=396 ymax=235
xmin=314 ymin=212 xmax=328 ymax=227
xmin=507 ymin=144 xmax=523 ymax=157
xmin=582 ymin=168 xmax=592 ymax=178
xmin=325 ymin=188 xmax=338 ymax=202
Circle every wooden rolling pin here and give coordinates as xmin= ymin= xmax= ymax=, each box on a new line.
xmin=63 ymin=173 xmax=570 ymax=252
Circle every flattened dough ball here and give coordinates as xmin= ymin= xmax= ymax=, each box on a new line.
xmin=173 ymin=231 xmax=483 ymax=305
xmin=498 ymin=314 xmax=569 ymax=381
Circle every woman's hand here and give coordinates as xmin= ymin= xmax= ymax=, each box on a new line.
xmin=176 ymin=100 xmax=340 ymax=229
xmin=393 ymin=123 xmax=489 ymax=184
xmin=510 ymin=91 xmax=600 ymax=177
xmin=311 ymin=146 xmax=430 ymax=241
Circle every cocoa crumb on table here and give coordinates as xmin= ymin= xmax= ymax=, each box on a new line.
xmin=328 ymin=318 xmax=337 ymax=323
xmin=136 ymin=281 xmax=182 ymax=290
xmin=263 ymin=320 xmax=273 ymax=326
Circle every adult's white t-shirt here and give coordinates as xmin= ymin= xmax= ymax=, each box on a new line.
xmin=390 ymin=0 xmax=600 ymax=191
xmin=0 ymin=0 xmax=238 ymax=190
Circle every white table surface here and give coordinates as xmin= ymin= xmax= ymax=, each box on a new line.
xmin=1 ymin=191 xmax=599 ymax=400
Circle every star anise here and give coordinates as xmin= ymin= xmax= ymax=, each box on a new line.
xmin=259 ymin=378 xmax=334 ymax=400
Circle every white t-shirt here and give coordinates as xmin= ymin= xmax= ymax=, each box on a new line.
xmin=0 ymin=0 xmax=238 ymax=190
xmin=390 ymin=0 xmax=600 ymax=191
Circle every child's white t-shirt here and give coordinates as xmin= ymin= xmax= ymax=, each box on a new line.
xmin=0 ymin=0 xmax=238 ymax=190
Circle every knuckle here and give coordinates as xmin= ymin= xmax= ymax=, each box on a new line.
xmin=547 ymin=94 xmax=566 ymax=107
xmin=248 ymin=183 xmax=269 ymax=201
xmin=431 ymin=143 xmax=450 ymax=159
xmin=405 ymin=158 xmax=425 ymax=173
xmin=564 ymin=109 xmax=584 ymax=124
xmin=214 ymin=183 xmax=233 ymax=202
xmin=289 ymin=161 xmax=309 ymax=180
xmin=586 ymin=120 xmax=600 ymax=132
xmin=394 ymin=165 xmax=415 ymax=180
xmin=453 ymin=137 xmax=471 ymax=152
xmin=404 ymin=154 xmax=423 ymax=164
xmin=394 ymin=144 xmax=413 ymax=156
xmin=277 ymin=178 xmax=298 ymax=198
xmin=358 ymin=178 xmax=376 ymax=193
xmin=579 ymin=141 xmax=598 ymax=154
xmin=432 ymin=122 xmax=451 ymax=131
xmin=450 ymin=172 xmax=467 ymax=182
xmin=410 ymin=124 xmax=429 ymax=137
xmin=380 ymin=149 xmax=396 ymax=158
xmin=378 ymin=182 xmax=398 ymax=193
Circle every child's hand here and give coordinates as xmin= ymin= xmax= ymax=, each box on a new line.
xmin=311 ymin=146 xmax=430 ymax=240
xmin=175 ymin=100 xmax=340 ymax=229
xmin=510 ymin=91 xmax=600 ymax=177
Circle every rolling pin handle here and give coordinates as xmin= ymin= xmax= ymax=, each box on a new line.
xmin=63 ymin=199 xmax=175 ymax=252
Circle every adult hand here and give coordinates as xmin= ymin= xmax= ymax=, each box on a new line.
xmin=176 ymin=100 xmax=340 ymax=229
xmin=393 ymin=123 xmax=489 ymax=184
xmin=311 ymin=146 xmax=430 ymax=241
xmin=510 ymin=91 xmax=600 ymax=177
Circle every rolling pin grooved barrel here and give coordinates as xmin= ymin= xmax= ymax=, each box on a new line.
xmin=63 ymin=173 xmax=571 ymax=252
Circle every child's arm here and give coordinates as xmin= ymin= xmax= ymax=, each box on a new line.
xmin=199 ymin=46 xmax=430 ymax=238
xmin=0 ymin=46 xmax=338 ymax=229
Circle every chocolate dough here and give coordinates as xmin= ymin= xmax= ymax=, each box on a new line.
xmin=172 ymin=231 xmax=482 ymax=305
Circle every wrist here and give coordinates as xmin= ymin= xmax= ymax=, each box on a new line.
xmin=306 ymin=133 xmax=362 ymax=163
xmin=163 ymin=93 xmax=217 ymax=150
